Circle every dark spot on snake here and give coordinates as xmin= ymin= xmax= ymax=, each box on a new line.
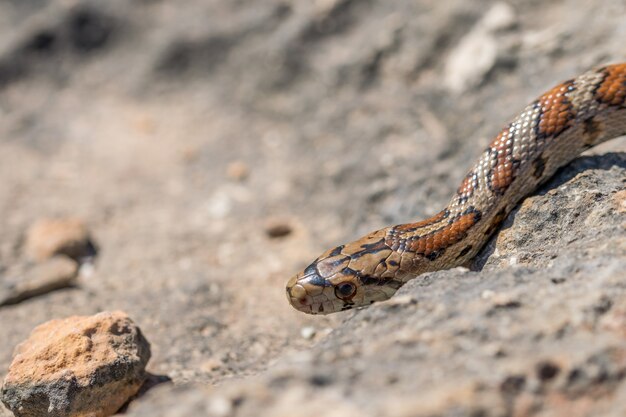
xmin=351 ymin=238 xmax=388 ymax=259
xmin=359 ymin=275 xmax=381 ymax=286
xmin=425 ymin=251 xmax=441 ymax=261
xmin=327 ymin=255 xmax=350 ymax=269
xmin=532 ymin=155 xmax=546 ymax=179
xmin=462 ymin=206 xmax=482 ymax=220
xmin=457 ymin=245 xmax=473 ymax=259
xmin=329 ymin=245 xmax=344 ymax=257
xmin=307 ymin=273 xmax=329 ymax=287
xmin=583 ymin=117 xmax=602 ymax=146
xmin=318 ymin=303 xmax=325 ymax=313
xmin=484 ymin=207 xmax=507 ymax=236
xmin=590 ymin=67 xmax=609 ymax=100
xmin=304 ymin=262 xmax=317 ymax=276
xmin=457 ymin=206 xmax=482 ymax=226
xmin=388 ymin=260 xmax=399 ymax=266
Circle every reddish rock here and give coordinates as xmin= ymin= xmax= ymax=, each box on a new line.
xmin=24 ymin=218 xmax=96 ymax=262
xmin=1 ymin=311 xmax=151 ymax=417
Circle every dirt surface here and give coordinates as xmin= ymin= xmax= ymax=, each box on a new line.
xmin=0 ymin=0 xmax=625 ymax=416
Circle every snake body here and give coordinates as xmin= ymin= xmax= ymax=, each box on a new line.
xmin=286 ymin=63 xmax=626 ymax=315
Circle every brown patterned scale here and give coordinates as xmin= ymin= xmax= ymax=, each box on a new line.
xmin=287 ymin=63 xmax=626 ymax=315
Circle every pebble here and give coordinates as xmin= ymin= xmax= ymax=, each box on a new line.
xmin=1 ymin=311 xmax=151 ymax=417
xmin=443 ymin=2 xmax=517 ymax=93
xmin=0 ymin=256 xmax=79 ymax=306
xmin=300 ymin=326 xmax=316 ymax=340
xmin=385 ymin=295 xmax=417 ymax=306
xmin=264 ymin=219 xmax=293 ymax=238
xmin=24 ymin=217 xmax=96 ymax=262
xmin=226 ymin=160 xmax=250 ymax=181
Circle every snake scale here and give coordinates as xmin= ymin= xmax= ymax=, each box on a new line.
xmin=286 ymin=63 xmax=626 ymax=315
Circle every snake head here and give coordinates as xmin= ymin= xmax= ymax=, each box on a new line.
xmin=286 ymin=231 xmax=404 ymax=314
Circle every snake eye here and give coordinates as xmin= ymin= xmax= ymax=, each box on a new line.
xmin=334 ymin=282 xmax=356 ymax=300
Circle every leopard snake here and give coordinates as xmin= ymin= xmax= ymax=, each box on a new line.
xmin=286 ymin=63 xmax=626 ymax=315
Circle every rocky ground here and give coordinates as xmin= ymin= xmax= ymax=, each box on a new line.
xmin=0 ymin=0 xmax=625 ymax=416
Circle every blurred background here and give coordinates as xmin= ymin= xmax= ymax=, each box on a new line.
xmin=1 ymin=0 xmax=625 ymax=413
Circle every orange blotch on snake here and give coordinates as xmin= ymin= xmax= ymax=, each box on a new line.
xmin=407 ymin=211 xmax=480 ymax=258
xmin=595 ymin=63 xmax=626 ymax=106
xmin=488 ymin=128 xmax=518 ymax=194
xmin=537 ymin=80 xmax=575 ymax=138
xmin=457 ymin=172 xmax=478 ymax=200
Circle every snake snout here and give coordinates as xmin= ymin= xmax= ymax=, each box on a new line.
xmin=286 ymin=273 xmax=313 ymax=313
xmin=286 ymin=271 xmax=338 ymax=314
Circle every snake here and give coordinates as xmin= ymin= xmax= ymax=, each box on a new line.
xmin=286 ymin=63 xmax=626 ymax=315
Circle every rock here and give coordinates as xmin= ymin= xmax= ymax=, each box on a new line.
xmin=444 ymin=2 xmax=517 ymax=93
xmin=1 ymin=311 xmax=151 ymax=417
xmin=264 ymin=219 xmax=293 ymax=238
xmin=226 ymin=161 xmax=250 ymax=181
xmin=125 ymin=155 xmax=626 ymax=416
xmin=480 ymin=2 xmax=517 ymax=32
xmin=24 ymin=218 xmax=96 ymax=262
xmin=0 ymin=256 xmax=78 ymax=306
xmin=0 ymin=1 xmax=624 ymax=417
xmin=300 ymin=326 xmax=316 ymax=340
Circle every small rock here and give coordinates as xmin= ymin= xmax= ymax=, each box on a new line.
xmin=206 ymin=191 xmax=233 ymax=219
xmin=265 ymin=219 xmax=293 ymax=239
xmin=491 ymin=293 xmax=522 ymax=308
xmin=0 ymin=256 xmax=78 ymax=306
xmin=444 ymin=29 xmax=497 ymax=93
xmin=226 ymin=161 xmax=250 ymax=181
xmin=1 ymin=311 xmax=151 ymax=417
xmin=301 ymin=326 xmax=316 ymax=340
xmin=207 ymin=396 xmax=233 ymax=417
xmin=443 ymin=2 xmax=517 ymax=93
xmin=481 ymin=290 xmax=496 ymax=299
xmin=481 ymin=2 xmax=517 ymax=32
xmin=24 ymin=218 xmax=96 ymax=262
xmin=384 ymin=295 xmax=416 ymax=306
